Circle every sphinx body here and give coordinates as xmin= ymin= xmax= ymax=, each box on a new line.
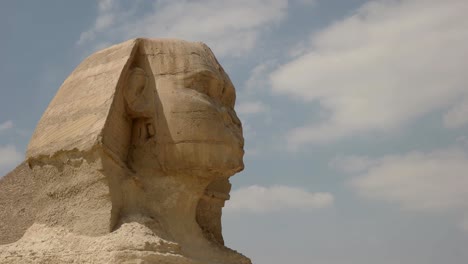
xmin=0 ymin=39 xmax=250 ymax=264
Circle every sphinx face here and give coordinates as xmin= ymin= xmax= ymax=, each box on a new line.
xmin=128 ymin=44 xmax=244 ymax=178
xmin=154 ymin=72 xmax=244 ymax=177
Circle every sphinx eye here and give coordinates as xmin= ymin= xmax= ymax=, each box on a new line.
xmin=186 ymin=71 xmax=220 ymax=97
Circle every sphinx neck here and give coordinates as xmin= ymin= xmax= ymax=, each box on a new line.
xmin=118 ymin=170 xmax=214 ymax=247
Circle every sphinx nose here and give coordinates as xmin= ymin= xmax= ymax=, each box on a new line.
xmin=221 ymin=107 xmax=241 ymax=128
xmin=229 ymin=109 xmax=242 ymax=128
xmin=220 ymin=107 xmax=244 ymax=146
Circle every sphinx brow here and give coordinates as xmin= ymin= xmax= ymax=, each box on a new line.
xmin=191 ymin=69 xmax=221 ymax=79
xmin=152 ymin=70 xmax=221 ymax=83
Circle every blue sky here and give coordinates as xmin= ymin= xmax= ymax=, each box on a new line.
xmin=1 ymin=0 xmax=468 ymax=263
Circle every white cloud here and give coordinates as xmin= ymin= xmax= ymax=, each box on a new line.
xmin=225 ymin=185 xmax=333 ymax=213
xmin=351 ymin=148 xmax=468 ymax=212
xmin=78 ymin=0 xmax=316 ymax=57
xmin=444 ymin=97 xmax=468 ymax=129
xmin=0 ymin=120 xmax=13 ymax=133
xmin=294 ymin=0 xmax=316 ymax=6
xmin=98 ymin=0 xmax=113 ymax=12
xmin=77 ymin=0 xmax=117 ymax=45
xmin=236 ymin=101 xmax=269 ymax=116
xmin=329 ymin=155 xmax=377 ymax=173
xmin=0 ymin=145 xmax=23 ymax=176
xmin=244 ymin=60 xmax=278 ymax=90
xmin=270 ymin=0 xmax=468 ymax=147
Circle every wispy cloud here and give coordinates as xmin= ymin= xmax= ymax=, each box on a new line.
xmin=345 ymin=147 xmax=468 ymax=231
xmin=269 ymin=0 xmax=468 ymax=148
xmin=225 ymin=185 xmax=333 ymax=213
xmin=0 ymin=145 xmax=23 ymax=176
xmin=244 ymin=60 xmax=278 ymax=91
xmin=351 ymin=148 xmax=468 ymax=212
xmin=77 ymin=0 xmax=117 ymax=45
xmin=236 ymin=101 xmax=269 ymax=116
xmin=0 ymin=120 xmax=13 ymax=133
xmin=78 ymin=0 xmax=287 ymax=56
xmin=443 ymin=97 xmax=468 ymax=129
xmin=78 ymin=0 xmax=315 ymax=57
xmin=329 ymin=155 xmax=377 ymax=174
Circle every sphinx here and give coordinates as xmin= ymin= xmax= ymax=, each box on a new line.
xmin=0 ymin=38 xmax=250 ymax=264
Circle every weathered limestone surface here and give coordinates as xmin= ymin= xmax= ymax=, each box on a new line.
xmin=0 ymin=38 xmax=250 ymax=264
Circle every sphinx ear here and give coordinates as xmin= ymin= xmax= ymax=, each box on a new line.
xmin=125 ymin=67 xmax=151 ymax=117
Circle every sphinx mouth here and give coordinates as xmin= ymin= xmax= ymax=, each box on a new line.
xmin=239 ymin=141 xmax=245 ymax=149
xmin=232 ymin=160 xmax=245 ymax=173
xmin=234 ymin=165 xmax=244 ymax=173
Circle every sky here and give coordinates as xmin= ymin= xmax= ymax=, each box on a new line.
xmin=1 ymin=0 xmax=468 ymax=263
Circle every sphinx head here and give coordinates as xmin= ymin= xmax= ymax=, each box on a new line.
xmin=27 ymin=38 xmax=243 ymax=178
xmin=126 ymin=40 xmax=244 ymax=179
